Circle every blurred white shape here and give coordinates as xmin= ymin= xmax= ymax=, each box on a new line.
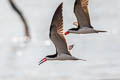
xmin=12 ymin=36 xmax=30 ymax=43
xmin=11 ymin=37 xmax=29 ymax=52
xmin=44 ymin=40 xmax=51 ymax=46
xmin=16 ymin=51 xmax=22 ymax=56
xmin=12 ymin=37 xmax=30 ymax=47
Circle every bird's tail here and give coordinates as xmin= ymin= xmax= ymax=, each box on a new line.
xmin=95 ymin=30 xmax=107 ymax=33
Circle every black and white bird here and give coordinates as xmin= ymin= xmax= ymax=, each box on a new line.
xmin=39 ymin=3 xmax=86 ymax=65
xmin=64 ymin=0 xmax=106 ymax=35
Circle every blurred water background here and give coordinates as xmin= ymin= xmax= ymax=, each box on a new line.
xmin=0 ymin=0 xmax=120 ymax=80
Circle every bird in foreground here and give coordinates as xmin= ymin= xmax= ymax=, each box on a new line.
xmin=64 ymin=0 xmax=107 ymax=35
xmin=39 ymin=3 xmax=86 ymax=65
xmin=9 ymin=0 xmax=31 ymax=41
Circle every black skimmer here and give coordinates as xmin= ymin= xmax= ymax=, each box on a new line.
xmin=39 ymin=3 xmax=86 ymax=65
xmin=9 ymin=0 xmax=31 ymax=41
xmin=64 ymin=0 xmax=107 ymax=35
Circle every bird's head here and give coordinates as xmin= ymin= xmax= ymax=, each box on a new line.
xmin=38 ymin=54 xmax=57 ymax=65
xmin=64 ymin=28 xmax=78 ymax=35
xmin=64 ymin=29 xmax=73 ymax=35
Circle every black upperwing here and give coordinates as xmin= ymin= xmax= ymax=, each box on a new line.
xmin=9 ymin=0 xmax=31 ymax=38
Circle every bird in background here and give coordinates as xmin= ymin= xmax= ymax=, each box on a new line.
xmin=39 ymin=2 xmax=86 ymax=65
xmin=64 ymin=0 xmax=107 ymax=35
xmin=9 ymin=0 xmax=31 ymax=41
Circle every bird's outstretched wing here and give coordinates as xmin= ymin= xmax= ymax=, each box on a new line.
xmin=9 ymin=0 xmax=31 ymax=39
xmin=49 ymin=3 xmax=71 ymax=55
xmin=74 ymin=0 xmax=93 ymax=28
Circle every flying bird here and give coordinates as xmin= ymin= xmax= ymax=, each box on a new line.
xmin=9 ymin=0 xmax=31 ymax=41
xmin=39 ymin=3 xmax=86 ymax=65
xmin=64 ymin=0 xmax=106 ymax=35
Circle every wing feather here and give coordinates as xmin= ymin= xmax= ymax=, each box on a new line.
xmin=74 ymin=0 xmax=92 ymax=28
xmin=9 ymin=0 xmax=31 ymax=38
xmin=50 ymin=3 xmax=70 ymax=55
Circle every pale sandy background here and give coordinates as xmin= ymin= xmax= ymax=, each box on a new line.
xmin=0 ymin=0 xmax=120 ymax=80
